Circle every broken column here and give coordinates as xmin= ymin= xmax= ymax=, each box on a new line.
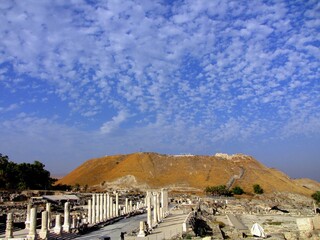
xmin=46 ymin=202 xmax=52 ymax=229
xmin=39 ymin=211 xmax=48 ymax=240
xmin=25 ymin=203 xmax=31 ymax=230
xmin=5 ymin=212 xmax=13 ymax=239
xmin=53 ymin=214 xmax=62 ymax=235
xmin=161 ymin=188 xmax=168 ymax=217
xmin=27 ymin=207 xmax=37 ymax=240
xmin=137 ymin=221 xmax=146 ymax=237
xmin=62 ymin=202 xmax=71 ymax=233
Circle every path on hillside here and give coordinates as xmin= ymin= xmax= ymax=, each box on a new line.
xmin=226 ymin=167 xmax=245 ymax=190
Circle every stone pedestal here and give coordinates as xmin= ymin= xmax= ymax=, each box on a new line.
xmin=5 ymin=212 xmax=13 ymax=239
xmin=53 ymin=214 xmax=62 ymax=234
xmin=39 ymin=211 xmax=48 ymax=240
xmin=137 ymin=221 xmax=146 ymax=237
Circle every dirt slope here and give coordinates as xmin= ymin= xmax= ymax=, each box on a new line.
xmin=57 ymin=152 xmax=318 ymax=195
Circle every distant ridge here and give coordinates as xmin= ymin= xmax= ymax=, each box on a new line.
xmin=57 ymin=152 xmax=319 ymax=195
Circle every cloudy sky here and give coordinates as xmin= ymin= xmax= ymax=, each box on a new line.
xmin=0 ymin=0 xmax=319 ymax=180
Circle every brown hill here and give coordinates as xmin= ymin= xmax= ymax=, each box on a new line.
xmin=57 ymin=152 xmax=318 ymax=195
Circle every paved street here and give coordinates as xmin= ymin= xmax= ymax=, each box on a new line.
xmin=75 ymin=213 xmax=147 ymax=240
xmin=76 ymin=209 xmax=188 ymax=240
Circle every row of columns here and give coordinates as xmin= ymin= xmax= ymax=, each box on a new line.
xmin=138 ymin=188 xmax=169 ymax=237
xmin=19 ymin=201 xmax=77 ymax=239
xmin=87 ymin=192 xmax=144 ymax=225
xmin=5 ymin=190 xmax=168 ymax=239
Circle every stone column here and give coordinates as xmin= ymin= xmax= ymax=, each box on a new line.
xmin=137 ymin=221 xmax=146 ymax=237
xmin=129 ymin=200 xmax=133 ymax=213
xmin=62 ymin=202 xmax=71 ymax=233
xmin=39 ymin=211 xmax=48 ymax=240
xmin=88 ymin=199 xmax=92 ymax=224
xmin=53 ymin=214 xmax=62 ymax=235
xmin=109 ymin=196 xmax=113 ymax=218
xmin=25 ymin=203 xmax=31 ymax=230
xmin=161 ymin=188 xmax=168 ymax=217
xmin=71 ymin=215 xmax=77 ymax=229
xmin=92 ymin=194 xmax=96 ymax=224
xmin=100 ymin=193 xmax=104 ymax=222
xmin=103 ymin=194 xmax=107 ymax=220
xmin=125 ymin=198 xmax=128 ymax=214
xmin=156 ymin=192 xmax=161 ymax=222
xmin=153 ymin=194 xmax=158 ymax=227
xmin=27 ymin=207 xmax=37 ymax=240
xmin=5 ymin=212 xmax=13 ymax=239
xmin=96 ymin=194 xmax=100 ymax=223
xmin=113 ymin=203 xmax=116 ymax=217
xmin=147 ymin=195 xmax=152 ymax=230
xmin=106 ymin=193 xmax=110 ymax=219
xmin=115 ymin=192 xmax=119 ymax=217
xmin=46 ymin=202 xmax=52 ymax=229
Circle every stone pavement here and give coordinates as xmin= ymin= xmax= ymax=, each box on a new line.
xmin=126 ymin=209 xmax=189 ymax=240
xmin=226 ymin=214 xmax=248 ymax=230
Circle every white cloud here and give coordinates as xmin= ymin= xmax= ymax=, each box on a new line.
xmin=100 ymin=110 xmax=128 ymax=134
xmin=0 ymin=103 xmax=19 ymax=112
xmin=0 ymin=0 xmax=319 ymax=178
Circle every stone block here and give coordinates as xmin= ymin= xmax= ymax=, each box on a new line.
xmin=312 ymin=215 xmax=320 ymax=230
xmin=296 ymin=218 xmax=314 ymax=231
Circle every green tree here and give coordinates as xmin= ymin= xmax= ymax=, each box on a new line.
xmin=253 ymin=184 xmax=264 ymax=194
xmin=312 ymin=191 xmax=320 ymax=203
xmin=0 ymin=154 xmax=55 ymax=190
xmin=232 ymin=186 xmax=244 ymax=195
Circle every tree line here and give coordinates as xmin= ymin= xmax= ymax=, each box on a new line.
xmin=0 ymin=153 xmax=56 ymax=190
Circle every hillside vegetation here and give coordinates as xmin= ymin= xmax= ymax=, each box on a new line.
xmin=57 ymin=152 xmax=319 ymax=195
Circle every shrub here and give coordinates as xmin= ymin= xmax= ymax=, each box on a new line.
xmin=312 ymin=191 xmax=320 ymax=203
xmin=232 ymin=186 xmax=244 ymax=195
xmin=253 ymin=184 xmax=264 ymax=194
xmin=204 ymin=185 xmax=232 ymax=196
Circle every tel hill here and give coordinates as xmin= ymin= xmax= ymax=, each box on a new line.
xmin=57 ymin=152 xmax=320 ymax=195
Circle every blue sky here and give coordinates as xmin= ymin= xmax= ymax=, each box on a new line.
xmin=0 ymin=0 xmax=319 ymax=181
